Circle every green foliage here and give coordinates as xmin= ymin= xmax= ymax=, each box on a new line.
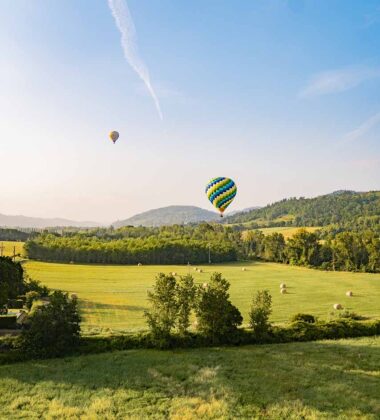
xmin=0 ymin=257 xmax=24 ymax=304
xmin=336 ymin=310 xmax=367 ymax=321
xmin=176 ymin=274 xmax=196 ymax=335
xmin=249 ymin=290 xmax=272 ymax=336
xmin=20 ymin=291 xmax=81 ymax=358
xmin=7 ymin=299 xmax=24 ymax=309
xmin=226 ymin=190 xmax=380 ymax=229
xmin=144 ymin=273 xmax=178 ymax=344
xmin=23 ymin=277 xmax=49 ymax=297
xmin=25 ymin=224 xmax=238 ymax=265
xmin=0 ymin=315 xmax=17 ymax=329
xmin=291 ymin=313 xmax=316 ymax=323
xmin=195 ymin=273 xmax=242 ymax=342
xmin=25 ymin=291 xmax=40 ymax=310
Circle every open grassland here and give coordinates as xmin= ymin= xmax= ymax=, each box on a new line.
xmin=0 ymin=241 xmax=24 ymax=257
xmin=0 ymin=336 xmax=379 ymax=419
xmin=24 ymin=260 xmax=380 ymax=334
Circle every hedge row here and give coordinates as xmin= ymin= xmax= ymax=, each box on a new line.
xmin=1 ymin=318 xmax=379 ymax=364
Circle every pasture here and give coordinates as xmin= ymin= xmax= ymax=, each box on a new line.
xmin=0 ymin=336 xmax=379 ymax=418
xmin=0 ymin=241 xmax=24 ymax=258
xmin=24 ymin=260 xmax=380 ymax=334
xmin=259 ymin=226 xmax=320 ymax=239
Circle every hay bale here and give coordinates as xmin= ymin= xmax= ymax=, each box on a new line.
xmin=280 ymin=283 xmax=286 ymax=289
xmin=198 ymin=269 xmax=203 ymax=273
xmin=71 ymin=293 xmax=78 ymax=300
xmin=193 ymin=267 xmax=198 ymax=271
xmin=171 ymin=272 xmax=177 ymax=276
xmin=333 ymin=303 xmax=343 ymax=310
xmin=242 ymin=267 xmax=247 ymax=272
xmin=280 ymin=288 xmax=287 ymax=294
xmin=137 ymin=263 xmax=142 ymax=266
xmin=346 ymin=291 xmax=353 ymax=297
xmin=202 ymin=283 xmax=208 ymax=289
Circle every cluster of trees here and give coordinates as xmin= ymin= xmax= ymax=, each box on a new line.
xmin=0 ymin=228 xmax=35 ymax=242
xmin=226 ymin=190 xmax=380 ymax=229
xmin=25 ymin=224 xmax=241 ymax=264
xmin=145 ymin=272 xmax=272 ymax=345
xmin=244 ymin=228 xmax=380 ymax=272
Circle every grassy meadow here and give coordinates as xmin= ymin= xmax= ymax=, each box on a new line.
xmin=259 ymin=226 xmax=321 ymax=239
xmin=0 ymin=241 xmax=24 ymax=258
xmin=0 ymin=336 xmax=379 ymax=419
xmin=24 ymin=259 xmax=380 ymax=334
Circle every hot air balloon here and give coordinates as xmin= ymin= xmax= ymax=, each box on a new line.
xmin=109 ymin=131 xmax=119 ymax=144
xmin=205 ymin=177 xmax=237 ymax=217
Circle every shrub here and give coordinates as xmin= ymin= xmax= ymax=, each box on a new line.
xmin=25 ymin=291 xmax=40 ymax=310
xmin=291 ymin=313 xmax=316 ymax=323
xmin=337 ymin=310 xmax=367 ymax=321
xmin=19 ymin=291 xmax=81 ymax=358
xmin=144 ymin=273 xmax=178 ymax=346
xmin=0 ymin=315 xmax=17 ymax=329
xmin=23 ymin=277 xmax=49 ymax=297
xmin=7 ymin=299 xmax=24 ymax=309
xmin=176 ymin=274 xmax=196 ymax=335
xmin=249 ymin=290 xmax=272 ymax=337
xmin=195 ymin=272 xmax=242 ymax=343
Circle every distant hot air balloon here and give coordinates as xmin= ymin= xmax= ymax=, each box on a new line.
xmin=109 ymin=131 xmax=119 ymax=144
xmin=205 ymin=177 xmax=237 ymax=217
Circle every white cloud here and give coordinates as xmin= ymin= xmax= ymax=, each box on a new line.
xmin=299 ymin=66 xmax=380 ymax=98
xmin=343 ymin=111 xmax=380 ymax=143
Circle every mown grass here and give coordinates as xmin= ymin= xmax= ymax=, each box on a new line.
xmin=0 ymin=336 xmax=379 ymax=419
xmin=0 ymin=241 xmax=24 ymax=257
xmin=24 ymin=260 xmax=380 ymax=334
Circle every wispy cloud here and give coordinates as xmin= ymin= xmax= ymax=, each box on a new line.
xmin=107 ymin=0 xmax=163 ymax=120
xmin=343 ymin=111 xmax=380 ymax=143
xmin=299 ymin=66 xmax=380 ymax=98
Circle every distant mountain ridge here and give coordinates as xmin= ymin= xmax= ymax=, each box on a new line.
xmin=0 ymin=213 xmax=102 ymax=229
xmin=112 ymin=205 xmax=220 ymax=227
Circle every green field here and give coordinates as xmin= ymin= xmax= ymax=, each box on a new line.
xmin=24 ymin=260 xmax=380 ymax=334
xmin=0 ymin=241 xmax=24 ymax=257
xmin=0 ymin=336 xmax=379 ymax=418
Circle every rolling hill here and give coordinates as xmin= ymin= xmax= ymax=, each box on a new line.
xmin=224 ymin=190 xmax=380 ymax=228
xmin=112 ymin=205 xmax=220 ymax=227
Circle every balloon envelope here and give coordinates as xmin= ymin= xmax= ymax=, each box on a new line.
xmin=205 ymin=177 xmax=237 ymax=216
xmin=109 ymin=131 xmax=119 ymax=143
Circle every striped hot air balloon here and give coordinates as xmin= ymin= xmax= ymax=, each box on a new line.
xmin=205 ymin=177 xmax=237 ymax=217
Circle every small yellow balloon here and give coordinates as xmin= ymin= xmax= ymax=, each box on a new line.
xmin=109 ymin=131 xmax=119 ymax=144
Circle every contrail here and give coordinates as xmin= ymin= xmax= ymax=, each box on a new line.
xmin=108 ymin=0 xmax=163 ymax=120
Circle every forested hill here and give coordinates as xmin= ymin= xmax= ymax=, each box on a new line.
xmin=113 ymin=206 xmax=219 ymax=227
xmin=224 ymin=191 xmax=380 ymax=228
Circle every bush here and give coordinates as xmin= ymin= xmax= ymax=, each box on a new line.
xmin=7 ymin=299 xmax=24 ymax=309
xmin=249 ymin=290 xmax=272 ymax=337
xmin=337 ymin=310 xmax=367 ymax=321
xmin=20 ymin=291 xmax=81 ymax=358
xmin=195 ymin=272 xmax=242 ymax=343
xmin=0 ymin=315 xmax=17 ymax=329
xmin=291 ymin=313 xmax=316 ymax=323
xmin=25 ymin=291 xmax=40 ymax=310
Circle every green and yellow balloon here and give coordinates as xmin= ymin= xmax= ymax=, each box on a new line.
xmin=205 ymin=177 xmax=237 ymax=217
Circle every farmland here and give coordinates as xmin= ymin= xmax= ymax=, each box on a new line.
xmin=24 ymin=259 xmax=380 ymax=334
xmin=0 ymin=336 xmax=379 ymax=419
xmin=0 ymin=241 xmax=24 ymax=258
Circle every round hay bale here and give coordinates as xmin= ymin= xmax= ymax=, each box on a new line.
xmin=202 ymin=282 xmax=208 ymax=289
xmin=198 ymin=269 xmax=203 ymax=273
xmin=280 ymin=288 xmax=287 ymax=294
xmin=193 ymin=267 xmax=197 ymax=271
xmin=69 ymin=261 xmax=74 ymax=264
xmin=333 ymin=303 xmax=343 ymax=310
xmin=171 ymin=272 xmax=177 ymax=276
xmin=137 ymin=263 xmax=142 ymax=266
xmin=280 ymin=283 xmax=286 ymax=289
xmin=71 ymin=293 xmax=78 ymax=300
xmin=242 ymin=267 xmax=247 ymax=272
xmin=346 ymin=291 xmax=353 ymax=297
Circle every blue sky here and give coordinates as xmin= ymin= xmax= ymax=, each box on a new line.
xmin=1 ymin=0 xmax=379 ymax=222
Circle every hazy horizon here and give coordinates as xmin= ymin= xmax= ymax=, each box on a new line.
xmin=1 ymin=1 xmax=380 ymax=223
